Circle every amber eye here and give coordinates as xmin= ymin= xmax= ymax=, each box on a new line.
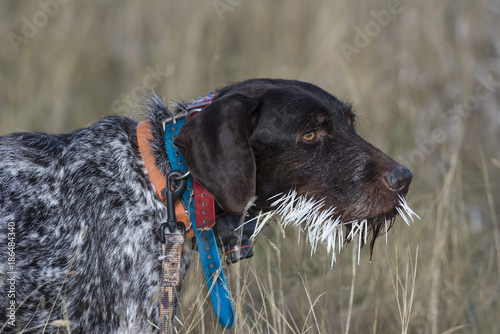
xmin=302 ymin=131 xmax=316 ymax=141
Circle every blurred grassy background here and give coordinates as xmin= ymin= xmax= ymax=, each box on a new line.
xmin=1 ymin=1 xmax=499 ymax=333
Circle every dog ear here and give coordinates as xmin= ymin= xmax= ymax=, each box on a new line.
xmin=175 ymin=94 xmax=261 ymax=215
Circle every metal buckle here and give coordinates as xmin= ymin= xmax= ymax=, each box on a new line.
xmin=163 ymin=92 xmax=215 ymax=130
xmin=162 ymin=110 xmax=188 ymax=131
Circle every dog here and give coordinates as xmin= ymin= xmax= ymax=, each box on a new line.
xmin=0 ymin=79 xmax=413 ymax=333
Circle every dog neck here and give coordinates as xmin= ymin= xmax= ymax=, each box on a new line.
xmin=139 ymin=93 xmax=237 ymax=329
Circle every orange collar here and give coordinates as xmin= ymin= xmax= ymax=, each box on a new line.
xmin=137 ymin=120 xmax=194 ymax=239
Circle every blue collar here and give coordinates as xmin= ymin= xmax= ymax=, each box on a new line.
xmin=163 ymin=94 xmax=235 ymax=329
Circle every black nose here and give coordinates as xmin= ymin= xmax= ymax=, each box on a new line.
xmin=384 ymin=164 xmax=413 ymax=192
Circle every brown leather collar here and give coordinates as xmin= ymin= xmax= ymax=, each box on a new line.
xmin=137 ymin=120 xmax=194 ymax=239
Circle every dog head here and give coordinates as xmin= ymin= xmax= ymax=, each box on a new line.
xmin=175 ymin=79 xmax=414 ymax=251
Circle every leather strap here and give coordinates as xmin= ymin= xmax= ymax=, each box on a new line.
xmin=159 ymin=232 xmax=184 ymax=334
xmin=193 ymin=180 xmax=216 ymax=230
xmin=137 ymin=121 xmax=193 ymax=239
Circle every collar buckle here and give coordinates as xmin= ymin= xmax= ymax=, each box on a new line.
xmin=162 ymin=110 xmax=188 ymax=131
xmin=162 ymin=92 xmax=215 ymax=131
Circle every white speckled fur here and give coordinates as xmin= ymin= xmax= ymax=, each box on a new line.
xmin=0 ymin=96 xmax=188 ymax=333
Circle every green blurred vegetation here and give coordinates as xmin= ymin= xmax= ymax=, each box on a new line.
xmin=1 ymin=0 xmax=499 ymax=333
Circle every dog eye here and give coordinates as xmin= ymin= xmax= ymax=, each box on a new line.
xmin=302 ymin=131 xmax=316 ymax=141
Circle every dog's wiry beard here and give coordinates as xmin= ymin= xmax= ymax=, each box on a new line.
xmin=252 ymin=191 xmax=420 ymax=267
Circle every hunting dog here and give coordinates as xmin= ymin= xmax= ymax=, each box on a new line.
xmin=0 ymin=79 xmax=413 ymax=333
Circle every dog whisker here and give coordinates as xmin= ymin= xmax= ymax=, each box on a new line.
xmin=253 ymin=191 xmax=419 ymax=266
xmin=396 ymin=207 xmax=411 ymax=226
xmin=385 ymin=217 xmax=388 ymax=244
xmin=398 ymin=195 xmax=421 ymax=222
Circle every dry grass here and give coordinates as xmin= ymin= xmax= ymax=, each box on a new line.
xmin=1 ymin=0 xmax=499 ymax=333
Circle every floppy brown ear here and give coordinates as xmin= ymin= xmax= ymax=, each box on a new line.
xmin=174 ymin=94 xmax=260 ymax=215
